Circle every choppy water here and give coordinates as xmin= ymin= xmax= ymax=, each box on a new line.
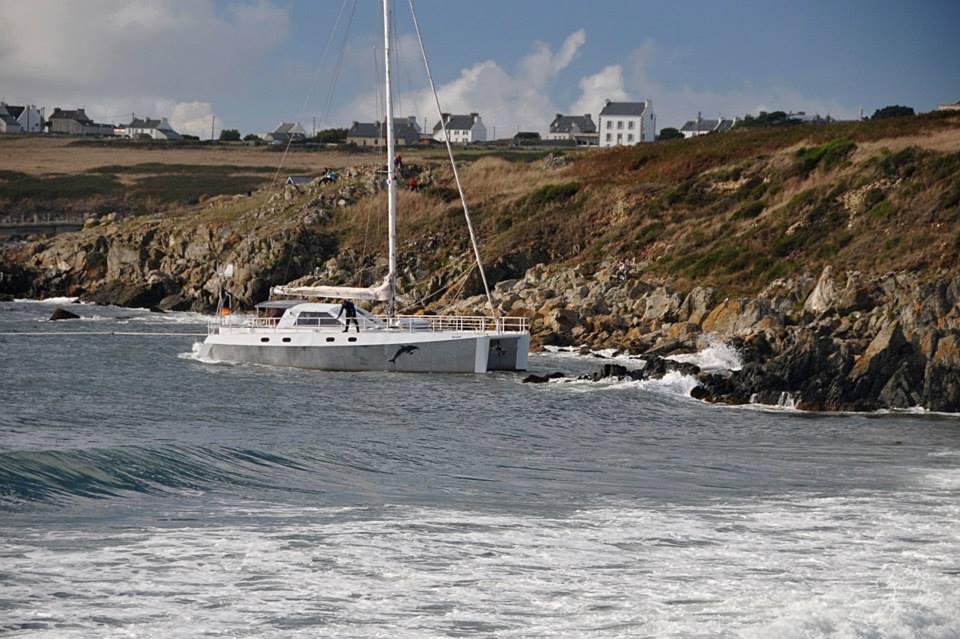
xmin=2 ymin=300 xmax=960 ymax=638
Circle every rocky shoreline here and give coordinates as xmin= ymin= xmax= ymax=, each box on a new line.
xmin=451 ymin=261 xmax=960 ymax=413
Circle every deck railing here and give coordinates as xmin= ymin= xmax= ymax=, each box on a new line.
xmin=210 ymin=314 xmax=528 ymax=335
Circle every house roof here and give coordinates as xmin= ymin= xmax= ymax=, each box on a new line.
xmin=348 ymin=121 xmax=381 ymax=138
xmin=549 ymin=114 xmax=596 ymax=134
xmin=51 ymin=108 xmax=93 ymax=123
xmin=5 ymin=106 xmax=24 ymax=119
xmin=348 ymin=120 xmax=420 ymax=143
xmin=286 ymin=175 xmax=314 ymax=185
xmin=680 ymin=118 xmax=735 ymax=133
xmin=274 ymin=122 xmax=306 ymax=135
xmin=599 ymin=101 xmax=648 ymax=117
xmin=433 ymin=113 xmax=480 ymax=133
xmin=129 ymin=118 xmax=163 ymax=129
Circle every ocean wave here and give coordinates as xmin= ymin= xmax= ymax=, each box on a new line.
xmin=544 ymin=370 xmax=701 ymax=400
xmin=0 ymin=445 xmax=309 ymax=509
xmin=667 ymin=341 xmax=742 ymax=372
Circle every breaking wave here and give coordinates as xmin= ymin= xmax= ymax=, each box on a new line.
xmin=0 ymin=445 xmax=312 ymax=510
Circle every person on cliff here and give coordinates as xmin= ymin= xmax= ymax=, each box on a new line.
xmin=338 ymin=298 xmax=360 ymax=332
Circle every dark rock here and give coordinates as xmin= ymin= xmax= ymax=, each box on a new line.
xmin=83 ymin=280 xmax=173 ymax=309
xmin=641 ymin=356 xmax=701 ymax=379
xmin=0 ymin=293 xmax=13 ymax=302
xmin=522 ymin=372 xmax=565 ymax=384
xmin=158 ymin=294 xmax=192 ymax=312
xmin=49 ymin=307 xmax=80 ymax=321
xmin=149 ymin=306 xmax=165 ymax=314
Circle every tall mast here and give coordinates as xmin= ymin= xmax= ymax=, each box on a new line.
xmin=383 ymin=0 xmax=397 ymax=318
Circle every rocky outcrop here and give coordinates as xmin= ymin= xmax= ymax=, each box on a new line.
xmin=48 ymin=307 xmax=80 ymax=321
xmin=445 ymin=260 xmax=960 ymax=412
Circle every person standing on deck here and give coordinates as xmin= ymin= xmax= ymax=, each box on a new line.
xmin=338 ymin=298 xmax=360 ymax=332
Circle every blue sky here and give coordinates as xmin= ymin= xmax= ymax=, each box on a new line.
xmin=1 ymin=0 xmax=958 ymax=137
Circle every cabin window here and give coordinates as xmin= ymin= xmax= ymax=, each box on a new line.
xmin=282 ymin=337 xmax=291 ymax=343
xmin=326 ymin=337 xmax=335 ymax=343
xmin=295 ymin=311 xmax=341 ymax=327
xmin=260 ymin=337 xmax=270 ymax=343
xmin=348 ymin=337 xmax=357 ymax=343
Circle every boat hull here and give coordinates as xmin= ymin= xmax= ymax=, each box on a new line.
xmin=199 ymin=330 xmax=529 ymax=373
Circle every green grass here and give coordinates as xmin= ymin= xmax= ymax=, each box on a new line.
xmin=519 ymin=182 xmax=579 ymax=213
xmin=732 ymin=200 xmax=765 ymax=220
xmin=0 ymin=173 xmax=123 ymax=201
xmin=130 ymin=174 xmax=270 ymax=203
xmin=793 ymin=138 xmax=856 ymax=175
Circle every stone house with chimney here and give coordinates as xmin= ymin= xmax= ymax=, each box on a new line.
xmin=347 ymin=117 xmax=421 ymax=146
xmin=544 ymin=113 xmax=598 ymax=145
xmin=48 ymin=108 xmax=115 ymax=136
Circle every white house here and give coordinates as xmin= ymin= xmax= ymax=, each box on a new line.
xmin=679 ymin=116 xmax=736 ymax=139
xmin=122 ymin=117 xmax=182 ymax=140
xmin=598 ymin=100 xmax=656 ymax=147
xmin=266 ymin=122 xmax=307 ymax=144
xmin=545 ymin=113 xmax=598 ymax=145
xmin=1 ymin=103 xmax=43 ymax=133
xmin=432 ymin=113 xmax=486 ymax=143
xmin=0 ymin=104 xmax=23 ymax=134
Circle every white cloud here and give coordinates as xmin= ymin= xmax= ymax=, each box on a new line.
xmin=168 ymin=101 xmax=217 ymax=138
xmin=569 ymin=65 xmax=629 ymax=116
xmin=0 ymin=0 xmax=287 ymax=127
xmin=336 ymin=30 xmax=589 ymax=136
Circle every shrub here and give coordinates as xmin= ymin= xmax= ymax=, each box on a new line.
xmin=794 ymin=138 xmax=855 ymax=175
xmin=520 ymin=182 xmax=579 ymax=212
xmin=634 ymin=220 xmax=665 ymax=245
xmin=314 ymin=128 xmax=347 ymax=144
xmin=219 ymin=129 xmax=241 ymax=142
xmin=872 ymin=105 xmax=915 ymax=119
xmin=657 ymin=127 xmax=684 ymax=141
xmin=732 ymin=200 xmax=765 ymax=220
xmin=422 ymin=185 xmax=460 ymax=202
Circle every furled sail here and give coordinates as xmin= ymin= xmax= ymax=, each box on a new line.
xmin=270 ymin=276 xmax=391 ymax=301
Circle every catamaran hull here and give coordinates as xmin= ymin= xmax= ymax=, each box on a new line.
xmin=199 ymin=332 xmax=529 ymax=373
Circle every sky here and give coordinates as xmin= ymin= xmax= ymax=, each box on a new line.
xmin=0 ymin=0 xmax=958 ymax=138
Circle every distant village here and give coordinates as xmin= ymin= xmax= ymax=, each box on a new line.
xmin=2 ymin=98 xmax=959 ymax=146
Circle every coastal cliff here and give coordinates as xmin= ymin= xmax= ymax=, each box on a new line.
xmin=3 ymin=112 xmax=960 ymax=412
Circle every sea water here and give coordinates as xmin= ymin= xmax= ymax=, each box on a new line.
xmin=1 ymin=300 xmax=959 ymax=637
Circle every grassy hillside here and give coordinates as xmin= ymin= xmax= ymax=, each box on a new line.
xmin=324 ymin=111 xmax=960 ymax=297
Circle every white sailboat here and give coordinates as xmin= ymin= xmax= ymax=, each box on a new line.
xmin=198 ymin=0 xmax=530 ymax=373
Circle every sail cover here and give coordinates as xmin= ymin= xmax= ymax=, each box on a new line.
xmin=270 ymin=276 xmax=391 ymax=301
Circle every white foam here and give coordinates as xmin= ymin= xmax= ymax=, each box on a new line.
xmin=546 ymin=370 xmax=700 ymax=401
xmin=14 ymin=296 xmax=82 ymax=304
xmin=178 ymin=341 xmax=231 ymax=366
xmin=667 ymin=341 xmax=742 ymax=372
xmin=3 ymin=494 xmax=958 ymax=638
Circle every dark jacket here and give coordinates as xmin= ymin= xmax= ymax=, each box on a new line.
xmin=337 ymin=300 xmax=357 ymax=318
